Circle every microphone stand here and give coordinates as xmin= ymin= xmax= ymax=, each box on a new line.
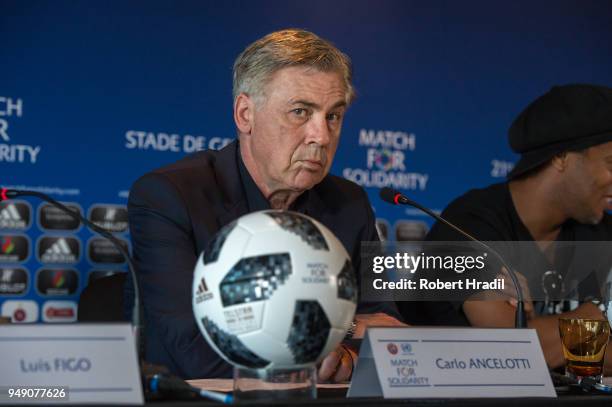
xmin=380 ymin=187 xmax=527 ymax=328
xmin=1 ymin=188 xmax=233 ymax=402
xmin=1 ymin=188 xmax=145 ymax=349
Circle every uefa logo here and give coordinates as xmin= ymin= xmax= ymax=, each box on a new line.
xmin=37 ymin=236 xmax=81 ymax=264
xmin=88 ymin=205 xmax=128 ymax=233
xmin=0 ymin=268 xmax=29 ymax=295
xmin=36 ymin=268 xmax=79 ymax=296
xmin=38 ymin=202 xmax=82 ymax=231
xmin=0 ymin=234 xmax=30 ymax=263
xmin=387 ymin=343 xmax=399 ymax=355
xmin=87 ymin=237 xmax=129 ymax=264
xmin=0 ymin=200 xmax=32 ymax=231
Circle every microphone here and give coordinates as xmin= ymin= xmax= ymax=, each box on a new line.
xmin=0 ymin=187 xmax=144 ymax=359
xmin=144 ymin=372 xmax=232 ymax=403
xmin=379 ymin=187 xmax=528 ymax=328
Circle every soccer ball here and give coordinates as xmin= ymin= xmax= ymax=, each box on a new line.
xmin=192 ymin=210 xmax=358 ymax=369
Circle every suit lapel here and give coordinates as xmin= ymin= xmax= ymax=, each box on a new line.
xmin=210 ymin=140 xmax=250 ymax=228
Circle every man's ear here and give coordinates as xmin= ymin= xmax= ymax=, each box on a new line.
xmin=234 ymin=93 xmax=254 ymax=135
xmin=551 ymin=152 xmax=569 ymax=172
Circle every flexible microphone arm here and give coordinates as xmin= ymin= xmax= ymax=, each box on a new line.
xmin=1 ymin=187 xmax=231 ymax=401
xmin=380 ymin=187 xmax=527 ymax=328
xmin=0 ymin=187 xmax=145 ymax=355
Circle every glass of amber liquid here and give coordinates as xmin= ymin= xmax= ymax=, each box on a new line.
xmin=559 ymin=318 xmax=610 ymax=383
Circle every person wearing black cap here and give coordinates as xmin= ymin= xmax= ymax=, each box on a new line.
xmin=409 ymin=84 xmax=612 ymax=369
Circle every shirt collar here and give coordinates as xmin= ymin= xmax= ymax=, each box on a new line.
xmin=236 ymin=143 xmax=312 ymax=214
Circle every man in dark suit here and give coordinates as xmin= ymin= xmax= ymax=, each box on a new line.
xmin=127 ymin=29 xmax=404 ymax=380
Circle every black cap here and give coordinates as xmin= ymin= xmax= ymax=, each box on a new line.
xmin=507 ymin=84 xmax=612 ymax=179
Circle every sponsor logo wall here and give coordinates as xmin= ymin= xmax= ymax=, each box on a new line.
xmin=1 ymin=0 xmax=611 ymax=322
xmin=0 ymin=199 xmax=129 ymax=322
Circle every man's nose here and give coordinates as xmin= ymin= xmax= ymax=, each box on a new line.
xmin=305 ymin=114 xmax=331 ymax=146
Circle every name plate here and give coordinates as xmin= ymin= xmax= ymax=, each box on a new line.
xmin=348 ymin=327 xmax=556 ymax=398
xmin=0 ymin=324 xmax=143 ymax=404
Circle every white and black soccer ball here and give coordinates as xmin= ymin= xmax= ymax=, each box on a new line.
xmin=192 ymin=210 xmax=358 ymax=369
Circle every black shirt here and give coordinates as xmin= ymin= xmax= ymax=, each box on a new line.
xmin=237 ymin=143 xmax=312 ymax=215
xmin=398 ymin=182 xmax=612 ymax=325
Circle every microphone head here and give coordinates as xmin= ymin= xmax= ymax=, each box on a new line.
xmin=379 ymin=187 xmax=402 ymax=205
xmin=1 ymin=189 xmax=20 ymax=202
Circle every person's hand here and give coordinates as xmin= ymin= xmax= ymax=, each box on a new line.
xmin=318 ymin=313 xmax=406 ymax=382
xmin=353 ymin=313 xmax=406 ymax=339
xmin=499 ymin=268 xmax=535 ymax=319
xmin=318 ymin=344 xmax=356 ymax=383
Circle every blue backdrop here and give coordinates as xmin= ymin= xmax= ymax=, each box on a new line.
xmin=1 ymin=0 xmax=612 ymax=322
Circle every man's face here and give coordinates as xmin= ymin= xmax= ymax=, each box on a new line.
xmin=563 ymin=141 xmax=612 ymax=224
xmin=245 ymin=66 xmax=347 ymax=193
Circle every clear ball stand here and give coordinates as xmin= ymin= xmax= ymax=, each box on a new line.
xmin=233 ymin=365 xmax=317 ymax=401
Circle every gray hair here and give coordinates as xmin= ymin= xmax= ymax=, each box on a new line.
xmin=232 ymin=29 xmax=355 ymax=106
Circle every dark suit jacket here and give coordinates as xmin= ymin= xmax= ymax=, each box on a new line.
xmin=126 ymin=140 xmax=398 ymax=379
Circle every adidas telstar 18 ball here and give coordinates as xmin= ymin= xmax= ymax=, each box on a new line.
xmin=192 ymin=210 xmax=358 ymax=369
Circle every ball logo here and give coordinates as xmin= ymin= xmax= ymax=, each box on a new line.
xmin=0 ymin=234 xmax=29 ymax=262
xmin=0 ymin=268 xmax=28 ymax=295
xmin=0 ymin=201 xmax=31 ymax=230
xmin=38 ymin=203 xmax=82 ymax=231
xmin=37 ymin=236 xmax=80 ymax=264
xmin=88 ymin=205 xmax=128 ymax=233
xmin=303 ymin=262 xmax=330 ymax=284
xmin=195 ymin=277 xmax=213 ymax=304
xmin=36 ymin=269 xmax=79 ymax=296
xmin=387 ymin=343 xmax=399 ymax=355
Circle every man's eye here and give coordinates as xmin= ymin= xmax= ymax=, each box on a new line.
xmin=327 ymin=113 xmax=342 ymax=122
xmin=292 ymin=108 xmax=308 ymax=116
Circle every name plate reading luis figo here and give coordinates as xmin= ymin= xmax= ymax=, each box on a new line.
xmin=0 ymin=324 xmax=143 ymax=404
xmin=348 ymin=327 xmax=556 ymax=398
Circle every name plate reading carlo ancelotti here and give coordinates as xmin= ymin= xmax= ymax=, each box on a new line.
xmin=347 ymin=327 xmax=555 ymax=398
